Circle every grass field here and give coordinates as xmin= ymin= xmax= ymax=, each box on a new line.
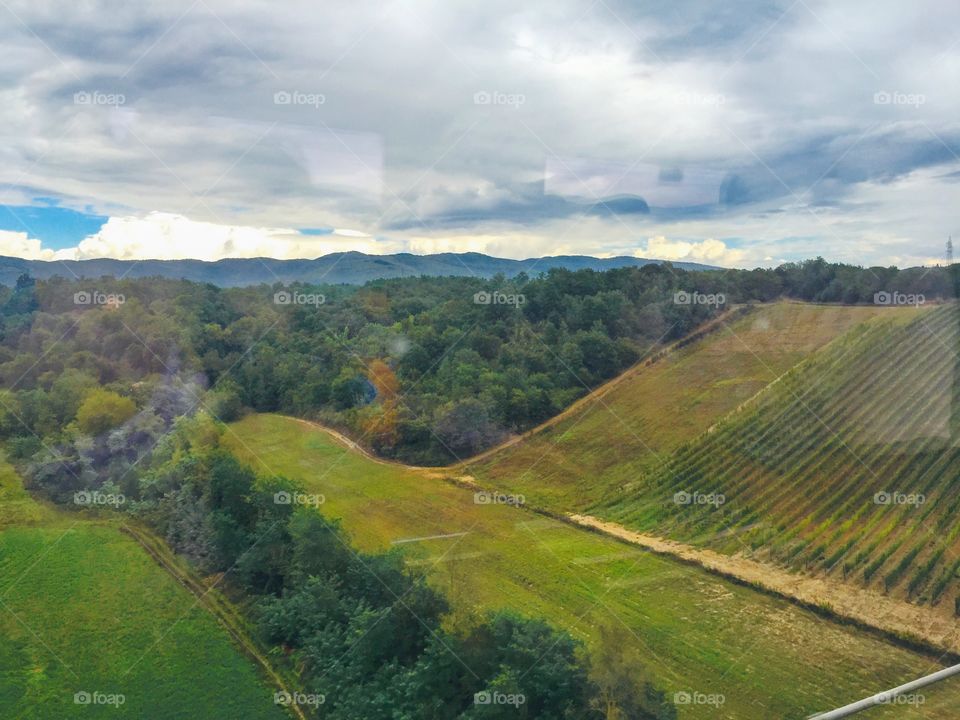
xmin=467 ymin=302 xmax=921 ymax=513
xmin=226 ymin=412 xmax=960 ymax=719
xmin=601 ymin=303 xmax=960 ymax=607
xmin=0 ymin=454 xmax=286 ymax=719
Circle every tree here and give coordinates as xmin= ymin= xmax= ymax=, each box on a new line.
xmin=363 ymin=359 xmax=401 ymax=449
xmin=459 ymin=612 xmax=598 ymax=720
xmin=3 ymin=274 xmax=38 ymax=317
xmin=206 ymin=380 xmax=244 ymax=422
xmin=49 ymin=369 xmax=97 ymax=426
xmin=589 ymin=624 xmax=676 ymax=720
xmin=434 ymin=399 xmax=504 ymax=458
xmin=75 ymin=388 xmax=136 ymax=436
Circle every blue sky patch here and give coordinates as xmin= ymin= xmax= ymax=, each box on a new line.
xmin=0 ymin=204 xmax=108 ymax=249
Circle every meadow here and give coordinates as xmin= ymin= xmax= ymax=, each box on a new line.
xmin=227 ymin=412 xmax=960 ymax=719
xmin=0 ymin=454 xmax=285 ymax=719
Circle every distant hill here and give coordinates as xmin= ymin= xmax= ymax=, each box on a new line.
xmin=0 ymin=252 xmax=718 ymax=287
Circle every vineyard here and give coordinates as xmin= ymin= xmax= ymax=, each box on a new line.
xmin=469 ymin=302 xmax=913 ymax=513
xmin=601 ymin=303 xmax=960 ymax=607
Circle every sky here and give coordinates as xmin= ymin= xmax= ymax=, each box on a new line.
xmin=0 ymin=0 xmax=958 ymax=268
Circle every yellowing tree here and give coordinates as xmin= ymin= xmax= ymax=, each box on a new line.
xmin=368 ymin=359 xmax=399 ymax=402
xmin=363 ymin=359 xmax=400 ymax=448
xmin=75 ymin=388 xmax=137 ymax=436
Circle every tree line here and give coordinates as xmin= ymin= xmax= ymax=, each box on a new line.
xmin=1 ymin=258 xmax=956 ymax=468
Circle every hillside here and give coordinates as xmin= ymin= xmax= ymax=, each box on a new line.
xmin=599 ymin=303 xmax=960 ymax=608
xmin=0 ymin=455 xmax=285 ymax=719
xmin=225 ymin=412 xmax=960 ymax=719
xmin=0 ymin=252 xmax=717 ymax=287
xmin=467 ymin=302 xmax=922 ymax=511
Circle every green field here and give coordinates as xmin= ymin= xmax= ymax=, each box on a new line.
xmin=227 ymin=412 xmax=960 ymax=719
xmin=600 ymin=303 xmax=960 ymax=606
xmin=467 ymin=302 xmax=918 ymax=512
xmin=0 ymin=454 xmax=285 ymax=719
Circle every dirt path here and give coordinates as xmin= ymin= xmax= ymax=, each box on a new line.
xmin=290 ymin=307 xmax=749 ymax=470
xmin=568 ymin=514 xmax=960 ymax=657
xmin=291 ymin=417 xmax=389 ymax=465
xmin=120 ymin=524 xmax=307 ymax=720
xmin=289 ymin=417 xmax=447 ymax=479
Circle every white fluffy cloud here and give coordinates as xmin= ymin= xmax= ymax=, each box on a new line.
xmin=637 ymin=236 xmax=745 ymax=267
xmin=0 ymin=230 xmax=58 ymax=260
xmin=37 ymin=213 xmax=399 ymax=261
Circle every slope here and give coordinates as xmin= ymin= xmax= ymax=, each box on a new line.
xmin=226 ymin=412 xmax=960 ymax=720
xmin=466 ymin=301 xmax=923 ymax=511
xmin=601 ymin=303 xmax=960 ymax=608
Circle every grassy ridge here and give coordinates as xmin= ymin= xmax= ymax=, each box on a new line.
xmin=0 ymin=455 xmax=285 ymax=719
xmin=226 ymin=412 xmax=960 ymax=719
xmin=468 ymin=302 xmax=914 ymax=512
xmin=600 ymin=303 xmax=960 ymax=606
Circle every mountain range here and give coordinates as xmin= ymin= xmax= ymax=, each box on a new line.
xmin=0 ymin=252 xmax=717 ymax=287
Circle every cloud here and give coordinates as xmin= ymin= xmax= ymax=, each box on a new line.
xmin=0 ymin=230 xmax=58 ymax=260
xmin=637 ymin=236 xmax=745 ymax=267
xmin=44 ymin=212 xmax=399 ymax=261
xmin=0 ymin=0 xmax=958 ymax=266
xmin=331 ymin=228 xmax=372 ymax=238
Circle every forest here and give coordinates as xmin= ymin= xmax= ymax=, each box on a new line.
xmin=1 ymin=258 xmax=955 ymax=467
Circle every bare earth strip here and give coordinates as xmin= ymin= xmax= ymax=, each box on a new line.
xmin=278 ymin=415 xmax=960 ymax=660
xmin=286 ymin=409 xmax=960 ymax=660
xmin=568 ymin=513 xmax=960 ymax=657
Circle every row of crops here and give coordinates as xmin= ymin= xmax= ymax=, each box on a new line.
xmin=600 ymin=304 xmax=960 ymax=606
